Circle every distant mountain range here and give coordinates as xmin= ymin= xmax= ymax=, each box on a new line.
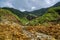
xmin=0 ymin=2 xmax=60 ymax=25
xmin=1 ymin=2 xmax=60 ymax=16
xmin=53 ymin=2 xmax=60 ymax=7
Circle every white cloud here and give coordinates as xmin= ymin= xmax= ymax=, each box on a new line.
xmin=0 ymin=0 xmax=14 ymax=8
xmin=45 ymin=0 xmax=55 ymax=4
xmin=4 ymin=2 xmax=14 ymax=7
xmin=46 ymin=0 xmax=51 ymax=4
xmin=31 ymin=7 xmax=36 ymax=10
xmin=19 ymin=8 xmax=26 ymax=12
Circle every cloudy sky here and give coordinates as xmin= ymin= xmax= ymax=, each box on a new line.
xmin=0 ymin=0 xmax=60 ymax=11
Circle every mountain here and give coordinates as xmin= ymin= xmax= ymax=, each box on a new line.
xmin=26 ymin=2 xmax=60 ymax=16
xmin=2 ymin=7 xmax=28 ymax=17
xmin=28 ymin=6 xmax=60 ymax=26
xmin=53 ymin=2 xmax=60 ymax=7
xmin=0 ymin=8 xmax=57 ymax=40
xmin=24 ymin=2 xmax=60 ymax=17
xmin=1 ymin=7 xmax=29 ymax=25
xmin=30 ymin=2 xmax=60 ymax=16
xmin=0 ymin=2 xmax=60 ymax=26
xmin=29 ymin=8 xmax=48 ymax=16
xmin=0 ymin=9 xmax=20 ymax=23
xmin=0 ymin=2 xmax=60 ymax=40
xmin=1 ymin=2 xmax=60 ymax=19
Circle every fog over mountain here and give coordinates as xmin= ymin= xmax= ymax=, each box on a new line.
xmin=0 ymin=0 xmax=60 ymax=11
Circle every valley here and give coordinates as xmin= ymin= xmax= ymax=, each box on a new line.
xmin=0 ymin=2 xmax=60 ymax=40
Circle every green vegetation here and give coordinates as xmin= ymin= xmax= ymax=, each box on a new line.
xmin=1 ymin=7 xmax=29 ymax=25
xmin=29 ymin=7 xmax=60 ymax=26
xmin=0 ymin=2 xmax=60 ymax=26
xmin=0 ymin=9 xmax=21 ymax=22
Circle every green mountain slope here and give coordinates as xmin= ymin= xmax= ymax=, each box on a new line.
xmin=29 ymin=8 xmax=48 ymax=16
xmin=53 ymin=2 xmax=60 ymax=7
xmin=29 ymin=7 xmax=60 ymax=26
xmin=1 ymin=7 xmax=29 ymax=25
xmin=0 ymin=9 xmax=21 ymax=23
xmin=0 ymin=2 xmax=60 ymax=26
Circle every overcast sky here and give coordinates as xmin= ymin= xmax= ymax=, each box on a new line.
xmin=0 ymin=0 xmax=60 ymax=11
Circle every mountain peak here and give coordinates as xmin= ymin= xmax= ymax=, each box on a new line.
xmin=53 ymin=2 xmax=60 ymax=7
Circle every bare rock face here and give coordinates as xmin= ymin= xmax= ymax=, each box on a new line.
xmin=0 ymin=21 xmax=56 ymax=40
